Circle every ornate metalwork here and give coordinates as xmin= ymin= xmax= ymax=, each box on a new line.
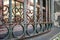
xmin=0 ymin=0 xmax=54 ymax=40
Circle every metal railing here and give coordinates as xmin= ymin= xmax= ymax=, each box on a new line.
xmin=0 ymin=0 xmax=54 ymax=40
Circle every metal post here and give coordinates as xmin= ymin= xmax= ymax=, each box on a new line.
xmin=40 ymin=0 xmax=43 ymax=23
xmin=23 ymin=0 xmax=27 ymax=36
xmin=49 ymin=0 xmax=51 ymax=22
xmin=9 ymin=0 xmax=12 ymax=23
xmin=46 ymin=0 xmax=48 ymax=30
xmin=48 ymin=0 xmax=51 ymax=30
xmin=51 ymin=0 xmax=54 ymax=28
xmin=33 ymin=0 xmax=37 ymax=33
xmin=1 ymin=0 xmax=3 ymax=23
xmin=46 ymin=0 xmax=48 ymax=22
xmin=37 ymin=0 xmax=40 ymax=21
xmin=40 ymin=0 xmax=43 ymax=32
xmin=9 ymin=0 xmax=13 ymax=38
xmin=51 ymin=0 xmax=54 ymax=22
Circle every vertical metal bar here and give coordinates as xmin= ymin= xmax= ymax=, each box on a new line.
xmin=51 ymin=0 xmax=54 ymax=28
xmin=47 ymin=0 xmax=51 ymax=22
xmin=49 ymin=0 xmax=51 ymax=22
xmin=9 ymin=0 xmax=12 ymax=23
xmin=0 ymin=0 xmax=3 ymax=26
xmin=33 ymin=0 xmax=37 ymax=33
xmin=9 ymin=0 xmax=13 ymax=38
xmin=40 ymin=0 xmax=43 ymax=23
xmin=2 ymin=0 xmax=3 ymax=24
xmin=19 ymin=3 xmax=21 ymax=18
xmin=40 ymin=0 xmax=43 ymax=32
xmin=46 ymin=0 xmax=48 ymax=30
xmin=14 ymin=1 xmax=16 ymax=21
xmin=37 ymin=0 xmax=40 ymax=21
xmin=23 ymin=0 xmax=27 ymax=36
xmin=51 ymin=0 xmax=54 ymax=22
xmin=46 ymin=0 xmax=48 ymax=23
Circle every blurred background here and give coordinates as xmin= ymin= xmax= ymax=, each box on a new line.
xmin=54 ymin=0 xmax=60 ymax=27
